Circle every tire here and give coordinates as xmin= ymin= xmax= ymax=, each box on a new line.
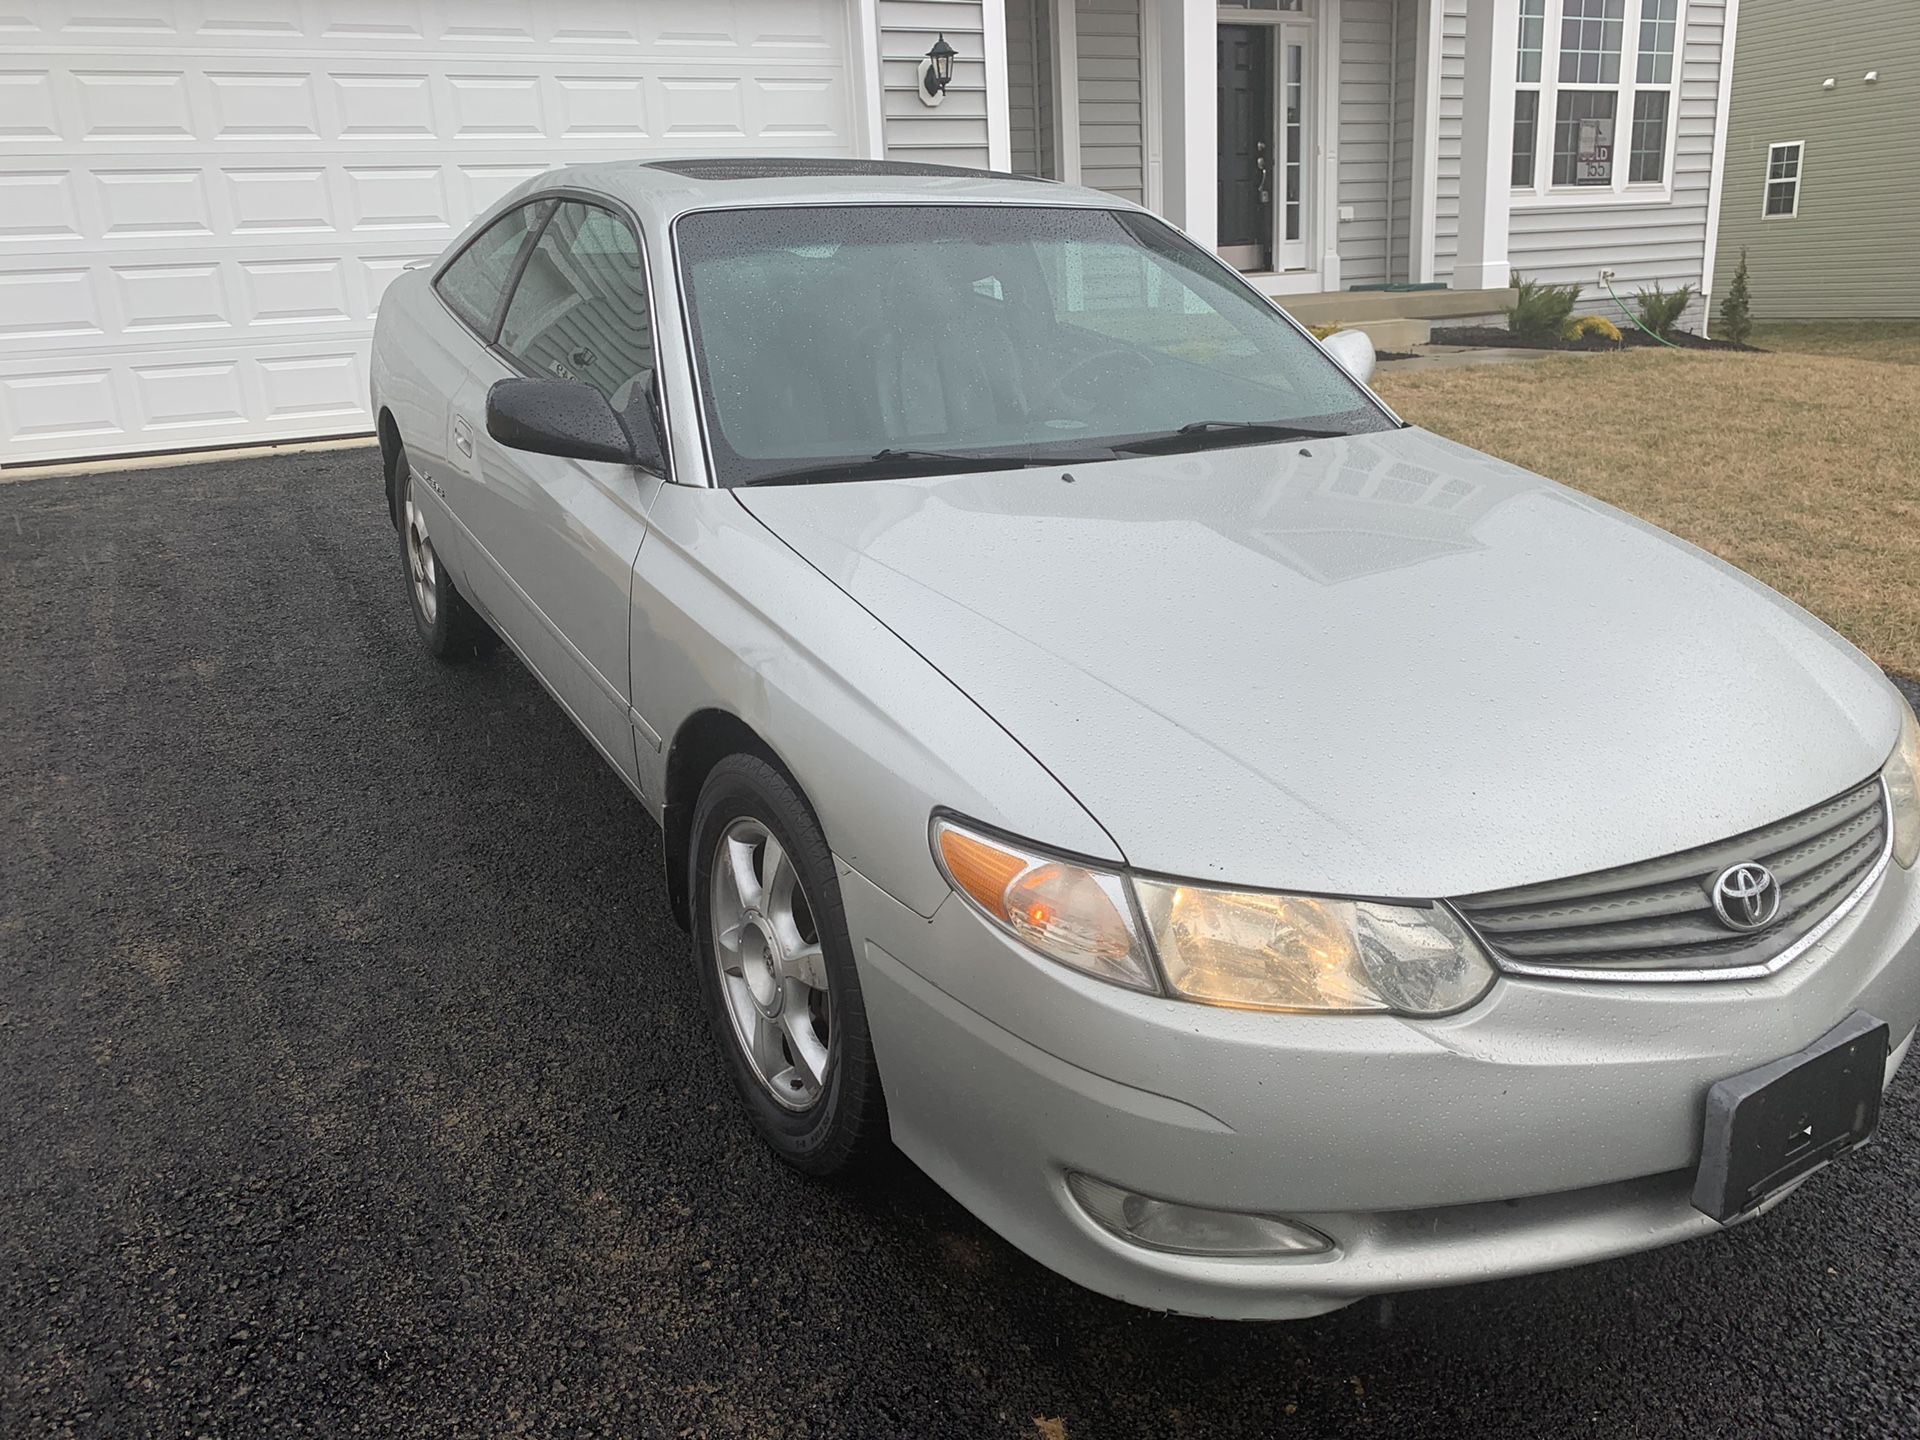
xmin=394 ymin=441 xmax=497 ymax=661
xmin=691 ymin=754 xmax=887 ymax=1175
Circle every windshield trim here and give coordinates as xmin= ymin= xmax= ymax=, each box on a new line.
xmin=667 ymin=199 xmax=1401 ymax=489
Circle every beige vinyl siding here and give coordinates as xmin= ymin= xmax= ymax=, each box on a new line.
xmin=1504 ymin=0 xmax=1727 ymax=333
xmin=1338 ymin=0 xmax=1397 ymax=287
xmin=1433 ymin=0 xmax=1467 ymax=281
xmin=1037 ymin=5 xmax=1058 ymax=178
xmin=1008 ymin=0 xmax=1044 ymax=174
xmin=1076 ymin=0 xmax=1146 ymax=203
xmin=1711 ymin=0 xmax=1920 ymax=319
xmin=880 ymin=0 xmax=992 ymax=167
xmin=1389 ymin=0 xmax=1419 ymax=282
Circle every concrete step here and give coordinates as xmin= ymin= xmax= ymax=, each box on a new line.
xmin=1334 ymin=316 xmax=1431 ymax=351
xmin=1281 ymin=286 xmax=1517 ymax=324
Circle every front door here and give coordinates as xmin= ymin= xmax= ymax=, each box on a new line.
xmin=444 ymin=199 xmax=668 ymax=789
xmin=1216 ymin=24 xmax=1272 ymax=272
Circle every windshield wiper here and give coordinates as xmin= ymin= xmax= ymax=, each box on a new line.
xmin=1110 ymin=420 xmax=1350 ymax=456
xmin=737 ymin=447 xmax=1115 ymax=487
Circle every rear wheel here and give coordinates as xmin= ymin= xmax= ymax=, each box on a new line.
xmin=394 ymin=442 xmax=495 ymax=660
xmin=691 ymin=755 xmax=887 ymax=1175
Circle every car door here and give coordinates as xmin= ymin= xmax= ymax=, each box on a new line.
xmin=418 ymin=199 xmax=552 ymax=573
xmin=445 ymin=198 xmax=667 ymax=789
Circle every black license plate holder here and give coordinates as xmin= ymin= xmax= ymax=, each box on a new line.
xmin=1691 ymin=1011 xmax=1889 ymax=1223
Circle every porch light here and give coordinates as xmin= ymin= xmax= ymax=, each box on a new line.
xmin=919 ymin=34 xmax=958 ymax=105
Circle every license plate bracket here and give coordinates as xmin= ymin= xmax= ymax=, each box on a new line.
xmin=1691 ymin=1011 xmax=1889 ymax=1224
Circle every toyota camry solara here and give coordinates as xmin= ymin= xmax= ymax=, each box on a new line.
xmin=368 ymin=157 xmax=1920 ymax=1320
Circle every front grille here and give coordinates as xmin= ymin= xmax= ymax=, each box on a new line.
xmin=1452 ymin=777 xmax=1890 ymax=979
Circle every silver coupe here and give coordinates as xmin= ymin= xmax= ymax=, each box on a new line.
xmin=369 ymin=157 xmax=1920 ymax=1319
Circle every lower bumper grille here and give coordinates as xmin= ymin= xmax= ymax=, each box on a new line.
xmin=1452 ymin=777 xmax=1890 ymax=980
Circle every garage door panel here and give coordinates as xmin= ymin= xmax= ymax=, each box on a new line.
xmin=22 ymin=1 xmax=851 ymax=57
xmin=5 ymin=0 xmax=855 ymax=463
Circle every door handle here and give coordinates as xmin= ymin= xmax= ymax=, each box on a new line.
xmin=453 ymin=416 xmax=473 ymax=457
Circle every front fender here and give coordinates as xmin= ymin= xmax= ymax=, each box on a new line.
xmin=630 ymin=484 xmax=1121 ymax=918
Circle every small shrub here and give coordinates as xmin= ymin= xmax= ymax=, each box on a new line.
xmin=1567 ymin=314 xmax=1623 ymax=344
xmin=1718 ymin=248 xmax=1754 ymax=345
xmin=1306 ymin=322 xmax=1342 ymax=341
xmin=1506 ymin=276 xmax=1581 ymax=342
xmin=1636 ymin=282 xmax=1694 ymax=338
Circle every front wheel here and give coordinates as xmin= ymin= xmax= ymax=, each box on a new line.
xmin=395 ymin=442 xmax=495 ymax=661
xmin=690 ymin=755 xmax=887 ymax=1175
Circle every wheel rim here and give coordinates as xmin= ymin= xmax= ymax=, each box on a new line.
xmin=709 ymin=817 xmax=832 ymax=1111
xmin=403 ymin=481 xmax=438 ymax=626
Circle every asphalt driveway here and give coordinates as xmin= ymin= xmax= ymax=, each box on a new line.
xmin=4 ymin=448 xmax=1919 ymax=1439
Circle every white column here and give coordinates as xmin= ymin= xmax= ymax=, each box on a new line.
xmin=984 ymin=0 xmax=1013 ymax=170
xmin=1318 ymin=0 xmax=1343 ymax=288
xmin=1155 ymin=0 xmax=1216 ymax=251
xmin=1407 ymin=0 xmax=1442 ymax=282
xmin=1051 ymin=0 xmax=1083 ymax=183
xmin=1452 ymin=0 xmax=1519 ymax=290
xmin=849 ymin=0 xmax=886 ymax=158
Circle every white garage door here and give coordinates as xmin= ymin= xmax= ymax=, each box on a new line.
xmin=2 ymin=1 xmax=856 ymax=465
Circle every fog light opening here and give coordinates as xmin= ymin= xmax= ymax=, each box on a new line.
xmin=1066 ymin=1173 xmax=1334 ymax=1258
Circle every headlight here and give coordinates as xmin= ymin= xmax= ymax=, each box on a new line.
xmin=1133 ymin=880 xmax=1494 ymax=1016
xmin=1885 ymin=696 xmax=1920 ymax=869
xmin=931 ymin=817 xmax=1495 ymax=1015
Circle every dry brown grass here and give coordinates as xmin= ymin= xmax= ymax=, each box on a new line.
xmin=1374 ymin=346 xmax=1920 ymax=675
xmin=1753 ymin=320 xmax=1920 ymax=367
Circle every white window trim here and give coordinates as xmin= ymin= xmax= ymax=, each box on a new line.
xmin=1510 ymin=0 xmax=1683 ymax=207
xmin=1762 ymin=139 xmax=1803 ymax=219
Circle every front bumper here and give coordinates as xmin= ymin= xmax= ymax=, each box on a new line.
xmin=839 ymin=853 xmax=1920 ymax=1320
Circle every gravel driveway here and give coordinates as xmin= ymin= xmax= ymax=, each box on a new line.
xmin=4 ymin=449 xmax=1918 ymax=1439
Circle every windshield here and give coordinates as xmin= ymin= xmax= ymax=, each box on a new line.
xmin=674 ymin=204 xmax=1392 ymax=486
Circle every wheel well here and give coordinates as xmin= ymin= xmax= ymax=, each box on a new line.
xmin=660 ymin=709 xmax=792 ymax=931
xmin=377 ymin=408 xmax=403 ymax=530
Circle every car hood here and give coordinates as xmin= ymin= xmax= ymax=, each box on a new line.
xmin=735 ymin=427 xmax=1902 ymax=897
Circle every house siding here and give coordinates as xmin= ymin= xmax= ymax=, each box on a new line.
xmin=1711 ymin=0 xmax=1920 ymax=320
xmin=1338 ymin=0 xmax=1397 ymax=287
xmin=1389 ymin=0 xmax=1418 ymax=282
xmin=1008 ymin=0 xmax=1044 ymax=174
xmin=1076 ymin=0 xmax=1146 ymax=203
xmin=1504 ymin=0 xmax=1728 ymax=333
xmin=1433 ymin=0 xmax=1466 ymax=281
xmin=880 ymin=0 xmax=992 ymax=167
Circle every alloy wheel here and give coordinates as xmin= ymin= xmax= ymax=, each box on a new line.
xmin=403 ymin=484 xmax=438 ymax=626
xmin=709 ymin=817 xmax=833 ymax=1111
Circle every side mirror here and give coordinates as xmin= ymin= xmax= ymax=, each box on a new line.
xmin=1320 ymin=328 xmax=1378 ymax=386
xmin=486 ymin=378 xmax=637 ymax=466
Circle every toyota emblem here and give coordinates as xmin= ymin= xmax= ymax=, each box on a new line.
xmin=1710 ymin=862 xmax=1783 ymax=932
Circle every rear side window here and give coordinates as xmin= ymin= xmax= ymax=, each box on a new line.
xmin=435 ymin=201 xmax=547 ymax=338
xmin=498 ymin=201 xmax=652 ymax=404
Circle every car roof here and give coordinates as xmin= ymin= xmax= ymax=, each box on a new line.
xmin=523 ymin=156 xmax=1137 ymax=226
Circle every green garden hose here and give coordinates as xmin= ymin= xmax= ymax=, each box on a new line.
xmin=1601 ymin=272 xmax=1680 ymax=349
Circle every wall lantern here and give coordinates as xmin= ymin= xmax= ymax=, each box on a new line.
xmin=918 ymin=34 xmax=957 ymax=107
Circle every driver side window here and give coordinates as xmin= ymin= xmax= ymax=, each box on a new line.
xmin=498 ymin=201 xmax=653 ymax=405
xmin=435 ymin=200 xmax=548 ymax=339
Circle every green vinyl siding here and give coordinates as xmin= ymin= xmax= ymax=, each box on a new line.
xmin=1712 ymin=0 xmax=1920 ymax=320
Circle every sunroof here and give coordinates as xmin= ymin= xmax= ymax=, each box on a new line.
xmin=645 ymin=156 xmax=1050 ymax=183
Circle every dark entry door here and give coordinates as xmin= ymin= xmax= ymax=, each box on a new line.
xmin=1217 ymin=24 xmax=1273 ymax=272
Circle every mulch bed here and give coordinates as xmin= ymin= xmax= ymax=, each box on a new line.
xmin=1431 ymin=325 xmax=1761 ymax=354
